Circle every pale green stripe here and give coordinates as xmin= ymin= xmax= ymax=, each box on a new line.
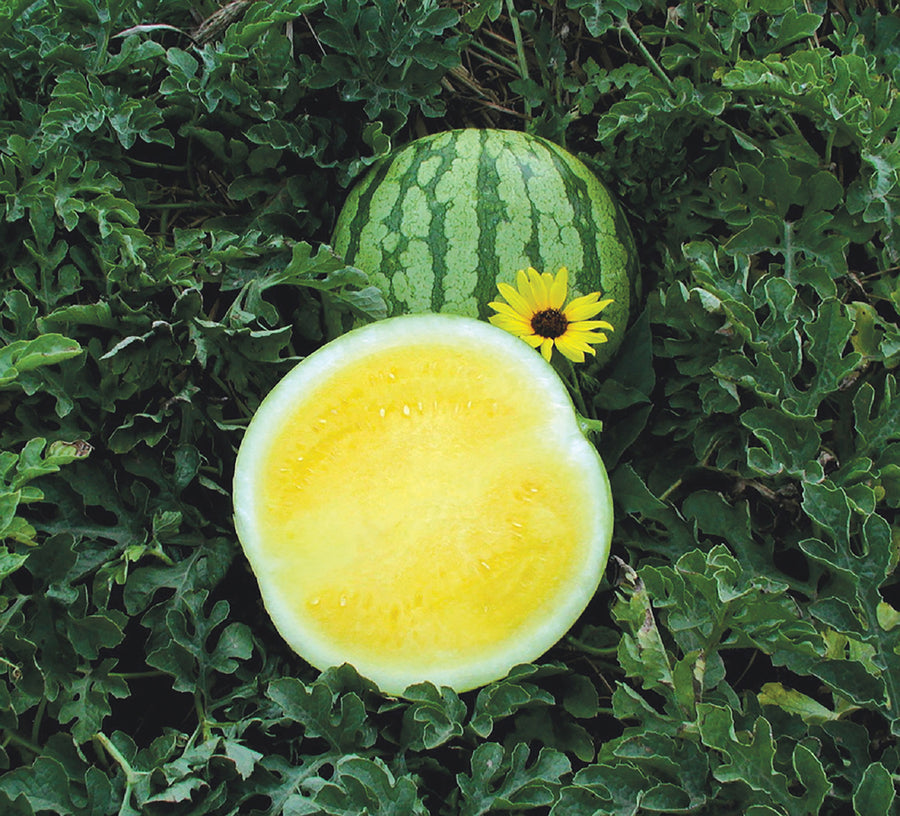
xmin=437 ymin=130 xmax=481 ymax=316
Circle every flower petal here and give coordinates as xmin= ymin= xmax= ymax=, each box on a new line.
xmin=554 ymin=334 xmax=588 ymax=363
xmin=489 ymin=300 xmax=528 ymax=321
xmin=567 ymin=322 xmax=610 ymax=338
xmin=539 ymin=337 xmax=555 ymax=361
xmin=570 ymin=319 xmax=614 ymax=332
xmin=548 ymin=267 xmax=568 ymax=310
xmin=515 ymin=268 xmax=541 ymax=311
xmin=527 ymin=268 xmax=552 ymax=311
xmin=495 ymin=282 xmax=534 ymax=317
xmin=559 ymin=333 xmax=600 ymax=354
xmin=563 ymin=291 xmax=599 ymax=308
xmin=564 ymin=294 xmax=613 ymax=322
xmin=567 ymin=328 xmax=609 ymax=345
xmin=489 ymin=314 xmax=533 ymax=336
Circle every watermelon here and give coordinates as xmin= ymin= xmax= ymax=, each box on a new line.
xmin=233 ymin=314 xmax=613 ymax=694
xmin=332 ymin=128 xmax=639 ymax=365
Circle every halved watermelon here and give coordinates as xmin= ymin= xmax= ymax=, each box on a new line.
xmin=232 ymin=314 xmax=613 ymax=694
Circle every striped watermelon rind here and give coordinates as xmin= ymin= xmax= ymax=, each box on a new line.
xmin=332 ymin=128 xmax=639 ymax=365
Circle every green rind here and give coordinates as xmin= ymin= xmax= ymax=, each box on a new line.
xmin=332 ymin=128 xmax=640 ymax=365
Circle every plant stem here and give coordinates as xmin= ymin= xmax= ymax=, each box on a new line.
xmin=110 ymin=669 xmax=168 ymax=680
xmin=142 ymin=202 xmax=211 ymax=210
xmin=468 ymin=39 xmax=523 ymax=74
xmin=95 ymin=732 xmax=140 ymax=783
xmin=2 ymin=729 xmax=42 ymax=756
xmin=195 ymin=690 xmax=212 ymax=742
xmin=618 ymin=20 xmax=676 ymax=95
xmin=30 ymin=696 xmax=46 ymax=746
xmin=125 ymin=157 xmax=189 ymax=172
xmin=658 ymin=476 xmax=683 ymax=503
xmin=0 ymin=656 xmax=19 ymax=673
xmin=563 ymin=357 xmax=592 ymax=419
xmin=824 ymin=126 xmax=837 ymax=167
xmin=565 ymin=634 xmax=618 ymax=656
xmin=149 ymin=547 xmax=176 ymax=566
xmin=95 ymin=731 xmax=146 ymax=816
xmin=504 ymin=0 xmax=532 ymax=117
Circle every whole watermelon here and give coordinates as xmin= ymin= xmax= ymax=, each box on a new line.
xmin=332 ymin=128 xmax=639 ymax=365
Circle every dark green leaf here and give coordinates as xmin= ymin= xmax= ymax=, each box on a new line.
xmin=456 ymin=742 xmax=570 ymax=816
xmin=853 ymin=762 xmax=895 ymax=816
xmin=267 ymin=676 xmax=377 ymax=753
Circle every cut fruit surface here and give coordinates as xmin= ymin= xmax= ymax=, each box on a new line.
xmin=233 ymin=314 xmax=613 ymax=694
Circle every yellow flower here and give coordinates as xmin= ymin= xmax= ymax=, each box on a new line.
xmin=488 ymin=267 xmax=614 ymax=363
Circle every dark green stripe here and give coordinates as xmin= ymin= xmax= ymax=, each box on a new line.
xmin=374 ymin=133 xmax=459 ymax=313
xmin=339 ymin=156 xmax=397 ymax=264
xmin=537 ymin=138 xmax=604 ymax=295
xmin=612 ymin=195 xmax=641 ymax=305
xmin=341 ymin=129 xmax=632 ymax=320
xmin=374 ymin=158 xmax=411 ymax=294
xmin=425 ymin=137 xmax=460 ymax=312
xmin=474 ymin=129 xmax=505 ymax=317
xmin=514 ymin=137 xmax=546 ymax=288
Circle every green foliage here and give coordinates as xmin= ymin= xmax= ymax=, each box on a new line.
xmin=1 ymin=0 xmax=899 ymax=813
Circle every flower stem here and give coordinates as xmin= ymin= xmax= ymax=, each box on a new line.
xmin=562 ymin=357 xmax=592 ymax=419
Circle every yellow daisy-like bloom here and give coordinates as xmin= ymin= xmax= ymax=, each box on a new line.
xmin=488 ymin=267 xmax=614 ymax=363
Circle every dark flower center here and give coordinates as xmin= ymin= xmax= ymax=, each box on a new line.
xmin=531 ymin=309 xmax=568 ymax=339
